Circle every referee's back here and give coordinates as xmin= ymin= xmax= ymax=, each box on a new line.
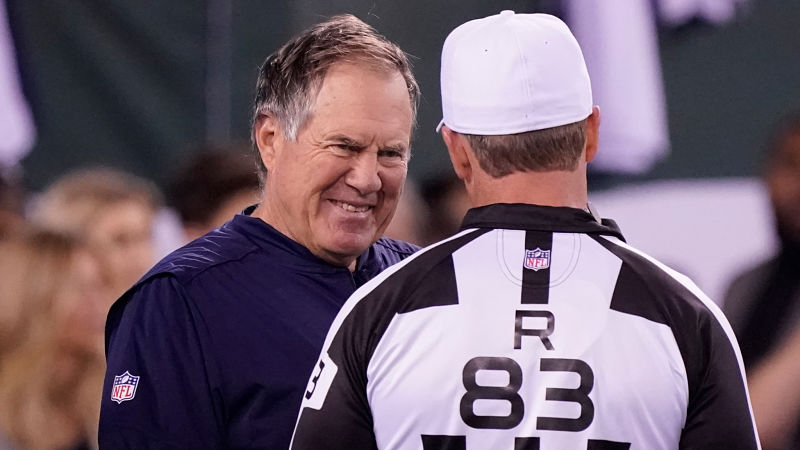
xmin=291 ymin=11 xmax=760 ymax=450
xmin=292 ymin=204 xmax=759 ymax=449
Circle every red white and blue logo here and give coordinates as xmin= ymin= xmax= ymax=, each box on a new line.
xmin=111 ymin=371 xmax=140 ymax=404
xmin=524 ymin=248 xmax=550 ymax=271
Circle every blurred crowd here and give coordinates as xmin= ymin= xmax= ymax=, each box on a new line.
xmin=0 ymin=143 xmax=470 ymax=449
xmin=0 ymin=110 xmax=798 ymax=448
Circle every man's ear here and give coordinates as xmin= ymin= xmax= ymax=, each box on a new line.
xmin=441 ymin=126 xmax=472 ymax=183
xmin=254 ymin=114 xmax=280 ymax=171
xmin=584 ymin=106 xmax=601 ymax=163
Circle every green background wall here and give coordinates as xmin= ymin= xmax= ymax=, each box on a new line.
xmin=8 ymin=0 xmax=800 ymax=191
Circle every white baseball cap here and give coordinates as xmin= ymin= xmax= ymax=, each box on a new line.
xmin=437 ymin=11 xmax=592 ymax=135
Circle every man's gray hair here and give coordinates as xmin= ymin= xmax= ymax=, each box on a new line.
xmin=251 ymin=14 xmax=420 ymax=185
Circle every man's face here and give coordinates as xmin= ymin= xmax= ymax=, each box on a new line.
xmin=90 ymin=199 xmax=155 ymax=298
xmin=767 ymin=131 xmax=800 ymax=245
xmin=257 ymin=62 xmax=413 ymax=267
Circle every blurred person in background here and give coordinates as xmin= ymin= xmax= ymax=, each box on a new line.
xmin=0 ymin=227 xmax=107 ymax=450
xmin=724 ymin=110 xmax=800 ymax=449
xmin=168 ymin=145 xmax=260 ymax=242
xmin=421 ymin=173 xmax=470 ymax=244
xmin=30 ymin=167 xmax=161 ymax=300
xmin=99 ymin=14 xmax=419 ymax=449
xmin=0 ymin=171 xmax=24 ymax=239
xmin=382 ymin=178 xmax=426 ymax=246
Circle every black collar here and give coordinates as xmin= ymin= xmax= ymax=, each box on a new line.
xmin=460 ymin=203 xmax=625 ymax=241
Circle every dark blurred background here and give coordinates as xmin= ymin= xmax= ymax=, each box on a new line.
xmin=7 ymin=0 xmax=799 ymax=190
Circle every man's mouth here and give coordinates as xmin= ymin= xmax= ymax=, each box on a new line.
xmin=332 ymin=200 xmax=372 ymax=213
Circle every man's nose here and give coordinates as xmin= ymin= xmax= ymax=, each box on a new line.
xmin=345 ymin=152 xmax=382 ymax=195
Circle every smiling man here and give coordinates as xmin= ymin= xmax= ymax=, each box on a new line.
xmin=252 ymin=61 xmax=413 ymax=268
xmin=99 ymin=15 xmax=419 ymax=449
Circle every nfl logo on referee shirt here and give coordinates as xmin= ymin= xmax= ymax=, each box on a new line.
xmin=111 ymin=371 xmax=140 ymax=404
xmin=524 ymin=248 xmax=550 ymax=271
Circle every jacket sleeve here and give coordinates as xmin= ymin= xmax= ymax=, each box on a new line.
xmin=679 ymin=305 xmax=761 ymax=450
xmin=99 ymin=275 xmax=222 ymax=449
xmin=290 ymin=303 xmax=378 ymax=450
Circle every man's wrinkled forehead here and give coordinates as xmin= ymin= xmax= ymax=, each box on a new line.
xmin=310 ymin=62 xmax=414 ymax=122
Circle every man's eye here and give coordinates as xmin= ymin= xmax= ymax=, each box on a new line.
xmin=332 ymin=144 xmax=356 ymax=152
xmin=380 ymin=150 xmax=404 ymax=159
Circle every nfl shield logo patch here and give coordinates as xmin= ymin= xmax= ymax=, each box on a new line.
xmin=524 ymin=248 xmax=551 ymax=271
xmin=111 ymin=371 xmax=140 ymax=404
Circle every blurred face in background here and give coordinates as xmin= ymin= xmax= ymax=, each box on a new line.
xmin=767 ymin=130 xmax=800 ymax=245
xmin=207 ymin=188 xmax=259 ymax=229
xmin=0 ymin=230 xmax=108 ymax=358
xmin=383 ymin=184 xmax=425 ymax=246
xmin=55 ymin=249 xmax=108 ymax=354
xmin=0 ymin=229 xmax=107 ymax=450
xmin=183 ymin=187 xmax=260 ymax=242
xmin=89 ymin=199 xmax=155 ymax=298
xmin=31 ymin=168 xmax=161 ymax=300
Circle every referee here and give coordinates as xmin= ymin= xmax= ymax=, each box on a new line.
xmin=290 ymin=11 xmax=760 ymax=450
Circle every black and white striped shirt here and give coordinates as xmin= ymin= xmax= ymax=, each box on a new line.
xmin=291 ymin=203 xmax=760 ymax=450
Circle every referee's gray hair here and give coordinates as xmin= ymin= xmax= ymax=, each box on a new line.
xmin=463 ymin=119 xmax=588 ymax=177
xmin=251 ymin=14 xmax=420 ymax=186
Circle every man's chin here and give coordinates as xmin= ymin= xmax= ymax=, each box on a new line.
xmin=318 ymin=233 xmax=377 ymax=266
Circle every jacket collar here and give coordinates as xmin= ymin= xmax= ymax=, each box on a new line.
xmin=228 ymin=205 xmax=388 ymax=275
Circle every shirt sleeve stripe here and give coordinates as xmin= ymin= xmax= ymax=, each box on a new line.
xmin=597 ymin=235 xmax=761 ymax=449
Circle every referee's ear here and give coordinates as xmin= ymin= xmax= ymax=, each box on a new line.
xmin=584 ymin=106 xmax=601 ymax=163
xmin=441 ymin=126 xmax=472 ymax=183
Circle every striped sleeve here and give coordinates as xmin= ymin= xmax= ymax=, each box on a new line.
xmin=595 ymin=236 xmax=760 ymax=450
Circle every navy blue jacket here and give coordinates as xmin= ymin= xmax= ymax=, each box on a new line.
xmin=99 ymin=210 xmax=418 ymax=449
